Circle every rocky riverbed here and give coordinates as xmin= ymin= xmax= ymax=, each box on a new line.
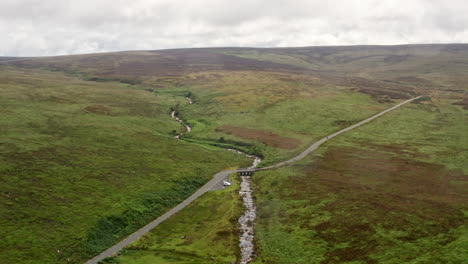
xmin=171 ymin=110 xmax=191 ymax=138
xmin=238 ymin=175 xmax=257 ymax=264
xmin=230 ymin=149 xmax=261 ymax=264
xmin=171 ymin=100 xmax=261 ymax=263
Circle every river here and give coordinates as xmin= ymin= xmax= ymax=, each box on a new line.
xmin=172 ymin=105 xmax=261 ymax=263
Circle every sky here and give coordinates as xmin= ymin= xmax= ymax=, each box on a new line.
xmin=1 ymin=0 xmax=467 ymax=56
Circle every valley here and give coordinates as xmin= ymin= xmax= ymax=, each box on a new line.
xmin=0 ymin=44 xmax=466 ymax=264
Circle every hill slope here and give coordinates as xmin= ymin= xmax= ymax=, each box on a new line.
xmin=1 ymin=44 xmax=467 ymax=263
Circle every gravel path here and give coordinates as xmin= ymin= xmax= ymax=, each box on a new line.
xmin=85 ymin=96 xmax=421 ymax=264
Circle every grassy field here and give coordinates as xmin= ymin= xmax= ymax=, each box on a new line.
xmin=251 ymin=99 xmax=467 ymax=264
xmin=111 ymin=173 xmax=242 ymax=264
xmin=0 ymin=66 xmax=249 ymax=264
xmin=150 ymin=71 xmax=390 ymax=166
xmin=1 ymin=44 xmax=467 ymax=263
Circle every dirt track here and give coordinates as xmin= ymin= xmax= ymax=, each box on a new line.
xmin=85 ymin=96 xmax=421 ymax=264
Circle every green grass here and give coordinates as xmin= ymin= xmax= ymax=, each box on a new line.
xmin=115 ymin=174 xmax=242 ymax=264
xmin=251 ymin=99 xmax=467 ymax=263
xmin=0 ymin=66 xmax=249 ymax=264
xmin=0 ymin=59 xmax=389 ymax=264
xmin=108 ymin=85 xmax=467 ymax=264
xmin=330 ymin=98 xmax=467 ymax=172
xmin=152 ymin=72 xmax=390 ymax=166
xmin=2 ymin=45 xmax=467 ymax=264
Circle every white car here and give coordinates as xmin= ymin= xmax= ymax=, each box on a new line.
xmin=223 ymin=180 xmax=232 ymax=186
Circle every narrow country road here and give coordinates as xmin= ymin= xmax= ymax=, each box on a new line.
xmin=84 ymin=170 xmax=236 ymax=264
xmin=255 ymin=96 xmax=422 ymax=171
xmin=85 ymin=95 xmax=422 ymax=264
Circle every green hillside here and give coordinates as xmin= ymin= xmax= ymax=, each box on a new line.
xmin=1 ymin=44 xmax=466 ymax=263
xmin=0 ymin=66 xmax=248 ymax=263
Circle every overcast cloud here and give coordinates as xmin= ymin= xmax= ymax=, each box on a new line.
xmin=1 ymin=0 xmax=467 ymax=56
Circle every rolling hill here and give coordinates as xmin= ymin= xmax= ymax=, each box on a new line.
xmin=1 ymin=44 xmax=467 ymax=263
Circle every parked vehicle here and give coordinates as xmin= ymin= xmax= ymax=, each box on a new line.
xmin=223 ymin=180 xmax=232 ymax=186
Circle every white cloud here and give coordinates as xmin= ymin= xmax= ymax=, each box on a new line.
xmin=0 ymin=0 xmax=467 ymax=56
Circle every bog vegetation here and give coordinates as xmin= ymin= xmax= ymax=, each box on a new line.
xmin=1 ymin=44 xmax=467 ymax=263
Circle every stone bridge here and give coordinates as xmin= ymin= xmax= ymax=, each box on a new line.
xmin=237 ymin=170 xmax=255 ymax=176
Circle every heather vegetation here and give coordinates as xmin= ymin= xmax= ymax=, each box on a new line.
xmin=153 ymin=74 xmax=390 ymax=166
xmin=0 ymin=66 xmax=248 ymax=263
xmin=1 ymin=44 xmax=466 ymax=263
xmin=252 ymin=99 xmax=467 ymax=264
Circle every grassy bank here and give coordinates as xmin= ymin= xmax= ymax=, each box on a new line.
xmin=113 ymin=174 xmax=242 ymax=264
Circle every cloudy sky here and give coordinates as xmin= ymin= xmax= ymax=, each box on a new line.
xmin=1 ymin=0 xmax=467 ymax=56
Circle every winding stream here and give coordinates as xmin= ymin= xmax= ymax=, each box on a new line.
xmin=168 ymin=96 xmax=422 ymax=264
xmin=171 ymin=110 xmax=192 ymax=138
xmin=86 ymin=96 xmax=422 ymax=264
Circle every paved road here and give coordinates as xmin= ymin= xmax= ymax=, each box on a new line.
xmin=255 ymin=96 xmax=422 ymax=171
xmin=85 ymin=169 xmax=236 ymax=264
xmin=85 ymin=96 xmax=421 ymax=264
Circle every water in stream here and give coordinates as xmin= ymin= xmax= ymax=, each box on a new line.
xmin=233 ymin=150 xmax=261 ymax=264
xmin=171 ymin=110 xmax=191 ymax=138
xmin=171 ymin=104 xmax=260 ymax=263
xmin=238 ymin=175 xmax=257 ymax=264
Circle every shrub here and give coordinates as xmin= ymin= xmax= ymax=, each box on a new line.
xmin=82 ymin=177 xmax=206 ymax=255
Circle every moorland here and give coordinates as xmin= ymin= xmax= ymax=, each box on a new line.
xmin=0 ymin=44 xmax=467 ymax=263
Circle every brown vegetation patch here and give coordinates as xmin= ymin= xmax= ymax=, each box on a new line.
xmin=356 ymin=88 xmax=409 ymax=99
xmin=361 ymin=143 xmax=431 ymax=159
xmin=300 ymin=146 xmax=466 ymax=204
xmin=452 ymin=97 xmax=468 ymax=110
xmin=10 ymin=49 xmax=310 ymax=81
xmin=394 ymin=76 xmax=433 ymax=85
xmin=102 ymin=49 xmax=308 ymax=77
xmin=383 ymin=54 xmax=411 ymax=63
xmin=347 ymin=76 xmax=416 ymax=99
xmin=84 ymin=104 xmax=112 ymax=115
xmin=216 ymin=125 xmax=301 ymax=149
xmin=286 ymin=146 xmax=466 ymax=263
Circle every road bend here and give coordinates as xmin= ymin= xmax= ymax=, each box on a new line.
xmin=85 ymin=95 xmax=422 ymax=264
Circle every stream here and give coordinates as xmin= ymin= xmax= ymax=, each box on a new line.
xmin=87 ymin=96 xmax=422 ymax=264
xmin=171 ymin=100 xmax=260 ymax=263
xmin=171 ymin=110 xmax=192 ymax=138
xmin=235 ymin=151 xmax=261 ymax=264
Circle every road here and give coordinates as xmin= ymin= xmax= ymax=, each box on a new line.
xmin=85 ymin=95 xmax=421 ymax=264
xmin=255 ymin=96 xmax=422 ymax=171
xmin=85 ymin=169 xmax=236 ymax=264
